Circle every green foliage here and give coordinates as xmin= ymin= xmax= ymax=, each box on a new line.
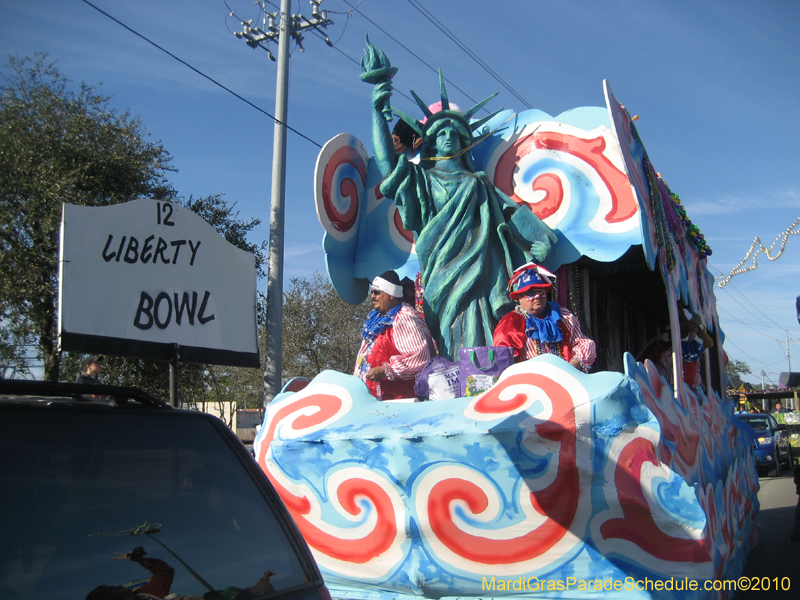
xmin=282 ymin=273 xmax=371 ymax=380
xmin=726 ymin=359 xmax=752 ymax=378
xmin=0 ymin=54 xmax=176 ymax=380
xmin=0 ymin=312 xmax=35 ymax=379
xmin=726 ymin=358 xmax=752 ymax=389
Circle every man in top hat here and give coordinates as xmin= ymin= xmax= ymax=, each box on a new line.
xmin=492 ymin=263 xmax=596 ymax=372
xmin=354 ymin=271 xmax=435 ymax=400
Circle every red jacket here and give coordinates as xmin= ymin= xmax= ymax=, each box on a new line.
xmin=361 ymin=328 xmax=415 ymax=399
xmin=354 ymin=305 xmax=433 ymax=400
xmin=493 ymin=310 xmax=571 ymax=363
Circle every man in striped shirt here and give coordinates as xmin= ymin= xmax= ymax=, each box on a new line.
xmin=493 ymin=263 xmax=596 ymax=373
xmin=354 ymin=271 xmax=435 ymax=400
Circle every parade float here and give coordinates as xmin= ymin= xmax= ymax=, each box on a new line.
xmin=253 ymin=41 xmax=758 ymax=599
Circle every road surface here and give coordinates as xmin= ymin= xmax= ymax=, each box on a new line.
xmin=737 ymin=469 xmax=799 ymax=599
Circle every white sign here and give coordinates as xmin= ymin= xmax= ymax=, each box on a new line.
xmin=58 ymin=200 xmax=259 ymax=367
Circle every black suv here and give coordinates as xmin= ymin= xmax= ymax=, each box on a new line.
xmin=0 ymin=380 xmax=330 ymax=600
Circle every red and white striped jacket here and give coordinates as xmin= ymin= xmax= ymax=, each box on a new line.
xmin=354 ymin=304 xmax=435 ymax=400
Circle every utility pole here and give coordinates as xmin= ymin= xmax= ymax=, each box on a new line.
xmin=232 ymin=1 xmax=333 ymax=403
xmin=777 ymin=329 xmax=800 ymax=373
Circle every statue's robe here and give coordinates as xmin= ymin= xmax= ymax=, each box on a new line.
xmin=381 ymin=160 xmax=557 ymax=360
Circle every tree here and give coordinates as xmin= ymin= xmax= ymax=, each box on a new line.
xmin=0 ymin=309 xmax=35 ymax=379
xmin=726 ymin=358 xmax=752 ymax=389
xmin=282 ymin=273 xmax=372 ymax=380
xmin=0 ymin=54 xmax=175 ymax=381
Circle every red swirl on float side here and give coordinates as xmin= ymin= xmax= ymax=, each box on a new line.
xmin=493 ymin=133 xmax=561 ymax=219
xmin=259 ymin=392 xmax=399 ymax=563
xmin=523 ymin=172 xmax=563 ymax=220
xmin=699 ymin=492 xmax=714 ymax=556
xmin=472 ymin=373 xmax=530 ymax=414
xmin=298 ymin=477 xmax=399 ymax=563
xmin=599 ymin=437 xmax=711 ymax=563
xmin=493 ymin=131 xmax=637 ymax=224
xmin=377 ymin=182 xmax=413 ymax=244
xmin=472 ymin=372 xmax=550 ymax=415
xmin=429 ymin=373 xmax=578 ymax=563
xmin=322 ymin=146 xmax=367 ymax=233
xmin=258 ymin=393 xmax=345 ymax=513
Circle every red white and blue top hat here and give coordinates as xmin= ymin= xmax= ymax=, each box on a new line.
xmin=507 ymin=263 xmax=557 ymax=299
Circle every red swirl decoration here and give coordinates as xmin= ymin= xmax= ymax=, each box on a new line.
xmin=493 ymin=131 xmax=637 ymax=224
xmin=378 ymin=183 xmax=415 ymax=246
xmin=471 ymin=372 xmax=539 ymax=414
xmin=259 ymin=393 xmax=345 ymax=513
xmin=428 ymin=373 xmax=578 ymax=562
xmin=392 ymin=206 xmax=415 ymax=244
xmin=599 ymin=437 xmax=711 ymax=563
xmin=259 ymin=393 xmax=398 ymax=563
xmin=304 ymin=478 xmax=398 ymax=561
xmin=322 ymin=146 xmax=367 ymax=233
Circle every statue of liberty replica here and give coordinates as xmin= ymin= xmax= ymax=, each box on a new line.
xmin=362 ymin=38 xmax=557 ymax=361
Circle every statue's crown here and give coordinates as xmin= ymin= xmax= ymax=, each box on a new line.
xmin=392 ymin=70 xmax=502 ymax=143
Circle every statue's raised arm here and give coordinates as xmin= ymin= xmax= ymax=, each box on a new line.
xmin=361 ymin=39 xmax=558 ymax=361
xmin=360 ymin=37 xmax=398 ymax=178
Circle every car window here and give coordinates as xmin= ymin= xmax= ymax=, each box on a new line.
xmin=741 ymin=417 xmax=768 ymax=430
xmin=0 ymin=410 xmax=313 ymax=600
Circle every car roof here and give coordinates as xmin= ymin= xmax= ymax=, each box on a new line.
xmin=0 ymin=379 xmax=171 ymax=409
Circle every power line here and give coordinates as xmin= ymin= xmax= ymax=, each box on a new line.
xmin=723 ymin=337 xmax=770 ymax=365
xmin=404 ymin=0 xmax=532 ymax=110
xmin=306 ymin=29 xmax=418 ymax=107
xmin=715 ymin=306 xmax=778 ymax=340
xmin=79 ymin=0 xmax=323 ymax=148
xmin=717 ymin=299 xmax=798 ymax=309
xmin=342 ymin=0 xmax=485 ymax=112
xmin=709 ymin=263 xmax=790 ymax=332
xmin=722 ymin=281 xmax=789 ymax=332
xmin=714 ymin=304 xmax=800 ymax=339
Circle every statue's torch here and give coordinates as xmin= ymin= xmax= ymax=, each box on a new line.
xmin=360 ymin=35 xmax=397 ymax=122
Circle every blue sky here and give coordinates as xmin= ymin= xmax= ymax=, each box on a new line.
xmin=2 ymin=0 xmax=799 ymax=384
